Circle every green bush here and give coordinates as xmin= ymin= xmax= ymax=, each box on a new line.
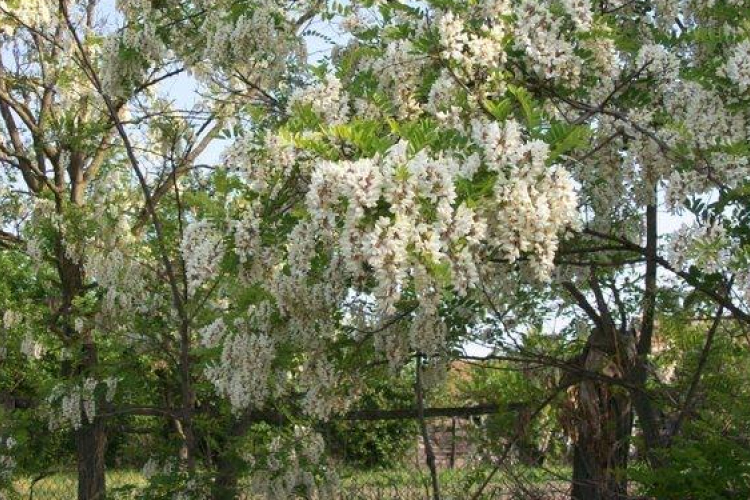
xmin=634 ymin=430 xmax=750 ymax=499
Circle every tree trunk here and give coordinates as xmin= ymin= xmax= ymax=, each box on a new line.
xmin=178 ymin=320 xmax=197 ymax=471
xmin=571 ymin=377 xmax=632 ymax=500
xmin=56 ymin=244 xmax=108 ymax=500
xmin=76 ymin=417 xmax=107 ymax=500
xmin=74 ymin=340 xmax=108 ymax=500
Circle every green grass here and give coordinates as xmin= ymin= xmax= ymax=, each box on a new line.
xmin=9 ymin=465 xmax=570 ymax=499
xmin=13 ymin=470 xmax=145 ymax=499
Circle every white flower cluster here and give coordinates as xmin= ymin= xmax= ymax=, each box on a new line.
xmin=371 ymin=318 xmax=411 ymax=371
xmin=421 ymin=358 xmax=450 ymax=389
xmin=471 ymin=118 xmax=579 ymax=279
xmin=268 ymin=247 xmax=347 ymax=338
xmin=582 ymin=37 xmax=621 ymax=91
xmin=100 ymin=0 xmax=169 ymax=96
xmin=199 ymin=4 xmax=304 ymax=86
xmin=0 ymin=436 xmax=16 ymax=482
xmin=139 ymin=457 xmax=178 ymax=481
xmin=288 ymin=76 xmax=350 ymax=125
xmin=248 ymin=427 xmax=337 ymax=500
xmin=665 ymin=171 xmax=699 ymax=212
xmin=668 ymin=220 xmax=730 ymax=274
xmin=103 ymin=377 xmax=119 ymax=404
xmin=426 ymin=70 xmax=463 ymax=130
xmin=140 ymin=458 xmax=160 ymax=480
xmin=652 ymin=0 xmax=680 ymax=28
xmin=230 ymin=132 xmax=300 ymax=194
xmin=663 ymin=81 xmax=745 ymax=150
xmin=199 ymin=318 xmax=227 ymax=348
xmin=409 ymin=286 xmax=447 ymax=357
xmin=206 ymin=332 xmax=274 ymax=412
xmin=513 ymin=0 xmax=586 ymax=84
xmin=0 ymin=0 xmax=52 ymax=33
xmin=560 ymin=0 xmax=594 ymax=31
xmin=437 ymin=11 xmax=506 ymax=76
xmin=363 ymin=39 xmax=428 ymax=118
xmin=304 ymin=142 xmax=491 ymax=313
xmin=86 ymin=248 xmax=148 ymax=314
xmin=710 ymin=153 xmax=750 ymax=190
xmin=20 ymin=333 xmax=45 ymax=360
xmin=662 ymin=161 xmax=750 ymax=213
xmin=492 ymin=165 xmax=579 ymax=279
xmin=231 ymin=207 xmax=262 ymax=265
xmin=25 ymin=234 xmax=45 ymax=271
xmin=477 ymin=0 xmax=512 ymax=17
xmin=47 ymin=378 xmax=98 ymax=431
xmin=180 ymin=221 xmax=225 ymax=296
xmin=637 ymin=43 xmax=680 ymax=82
xmin=724 ymin=39 xmax=750 ymax=93
xmin=630 ymin=48 xmax=748 ymax=211
xmin=2 ymin=310 xmax=19 ymax=329
xmin=300 ymin=354 xmax=345 ymax=420
xmin=234 ymin=113 xmax=577 ymax=373
xmin=734 ymin=269 xmax=750 ymax=310
xmin=28 ymin=191 xmax=88 ymax=267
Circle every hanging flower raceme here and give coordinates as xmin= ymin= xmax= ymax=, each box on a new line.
xmin=180 ymin=220 xmax=225 ymax=297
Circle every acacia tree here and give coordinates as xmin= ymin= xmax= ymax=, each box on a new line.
xmin=206 ymin=0 xmax=750 ymax=498
xmin=3 ymin=1 xmax=750 ymax=500
xmin=0 ymin=0 xmax=312 ymax=498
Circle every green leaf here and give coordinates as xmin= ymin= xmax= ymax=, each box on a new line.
xmin=484 ymin=98 xmax=513 ymax=122
xmin=508 ymin=85 xmax=542 ymax=129
xmin=547 ymin=123 xmax=590 ymax=162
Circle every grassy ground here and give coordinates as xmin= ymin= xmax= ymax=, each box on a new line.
xmin=9 ymin=466 xmax=569 ymax=499
xmin=12 ymin=470 xmax=145 ymax=499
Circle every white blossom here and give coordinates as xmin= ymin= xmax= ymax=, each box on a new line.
xmin=668 ymin=220 xmax=730 ymax=274
xmin=513 ymin=0 xmax=584 ymax=84
xmin=724 ymin=39 xmax=750 ymax=92
xmin=206 ymin=332 xmax=275 ymax=412
xmin=180 ymin=221 xmax=225 ymax=296
xmin=288 ymin=76 xmax=350 ymax=125
xmin=2 ymin=310 xmax=19 ymax=329
xmin=20 ymin=334 xmax=44 ymax=360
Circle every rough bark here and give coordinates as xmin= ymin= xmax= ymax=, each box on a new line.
xmin=57 ymin=242 xmax=108 ymax=500
xmin=569 ymin=324 xmax=635 ymax=500
xmin=76 ymin=417 xmax=107 ymax=500
xmin=571 ymin=379 xmax=632 ymax=500
xmin=178 ymin=319 xmax=197 ymax=471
